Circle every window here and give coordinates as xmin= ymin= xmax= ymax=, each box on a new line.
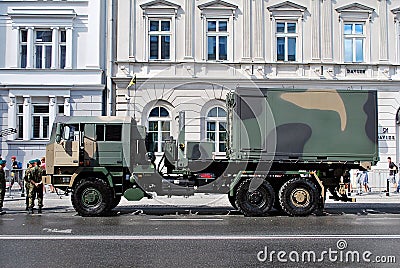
xmin=18 ymin=28 xmax=69 ymax=69
xmin=149 ymin=20 xmax=171 ymax=60
xmin=207 ymin=20 xmax=228 ymax=61
xmin=58 ymin=105 xmax=64 ymax=115
xmin=35 ymin=30 xmax=52 ymax=69
xmin=32 ymin=105 xmax=49 ymax=139
xmin=344 ymin=23 xmax=364 ymax=62
xmin=20 ymin=30 xmax=27 ymax=68
xmin=17 ymin=105 xmax=23 ymax=139
xmin=59 ymin=30 xmax=66 ymax=69
xmin=148 ymin=107 xmax=170 ymax=152
xmin=206 ymin=107 xmax=227 ymax=153
xmin=96 ymin=125 xmax=122 ymax=141
xmin=276 ymin=22 xmax=297 ymax=61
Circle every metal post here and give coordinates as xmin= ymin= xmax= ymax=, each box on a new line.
xmin=21 ymin=170 xmax=25 ymax=197
xmin=386 ymin=178 xmax=390 ymax=196
xmin=7 ymin=170 xmax=12 ymax=198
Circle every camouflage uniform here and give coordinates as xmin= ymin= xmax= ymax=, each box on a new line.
xmin=27 ymin=163 xmax=43 ymax=213
xmin=24 ymin=167 xmax=31 ymax=210
xmin=0 ymin=163 xmax=6 ymax=214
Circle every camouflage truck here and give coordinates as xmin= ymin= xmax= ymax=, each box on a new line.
xmin=45 ymin=88 xmax=378 ymax=216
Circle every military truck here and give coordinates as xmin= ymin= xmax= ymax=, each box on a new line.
xmin=45 ymin=88 xmax=378 ymax=216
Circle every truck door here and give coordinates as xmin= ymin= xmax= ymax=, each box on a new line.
xmin=53 ymin=124 xmax=80 ymax=166
xmin=94 ymin=124 xmax=124 ymax=166
xmin=83 ymin=124 xmax=96 ymax=166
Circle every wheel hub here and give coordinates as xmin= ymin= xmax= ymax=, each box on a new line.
xmin=290 ymin=188 xmax=310 ymax=208
xmin=248 ymin=190 xmax=264 ymax=205
xmin=82 ymin=188 xmax=102 ymax=208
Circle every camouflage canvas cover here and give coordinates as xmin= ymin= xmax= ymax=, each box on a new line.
xmin=227 ymin=88 xmax=378 ymax=165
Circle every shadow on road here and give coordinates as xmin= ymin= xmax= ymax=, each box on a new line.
xmin=108 ymin=202 xmax=400 ymax=217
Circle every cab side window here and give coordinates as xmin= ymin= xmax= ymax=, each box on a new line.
xmin=96 ymin=124 xmax=122 ymax=141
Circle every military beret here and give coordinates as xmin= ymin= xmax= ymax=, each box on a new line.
xmin=0 ymin=160 xmax=6 ymax=164
xmin=28 ymin=159 xmax=36 ymax=164
xmin=35 ymin=159 xmax=41 ymax=164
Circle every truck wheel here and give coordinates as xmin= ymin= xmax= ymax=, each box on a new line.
xmin=279 ymin=178 xmax=319 ymax=216
xmin=72 ymin=178 xmax=112 ymax=216
xmin=228 ymin=195 xmax=237 ymax=209
xmin=235 ymin=178 xmax=274 ymax=216
xmin=109 ymin=196 xmax=121 ymax=210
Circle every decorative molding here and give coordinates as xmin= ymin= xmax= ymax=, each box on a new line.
xmin=267 ymin=1 xmax=307 ymax=19
xmin=184 ymin=0 xmax=195 ymax=59
xmin=322 ymin=0 xmax=333 ymax=61
xmin=198 ymin=0 xmax=237 ymax=18
xmin=242 ymin=0 xmax=251 ymax=61
xmin=8 ymin=8 xmax=77 ymax=18
xmin=336 ymin=3 xmax=374 ymax=21
xmin=253 ymin=0 xmax=264 ymax=60
xmin=198 ymin=0 xmax=237 ymax=11
xmin=391 ymin=7 xmax=400 ymax=22
xmin=378 ymin=0 xmax=389 ymax=62
xmin=140 ymin=0 xmax=180 ymax=16
xmin=311 ymin=0 xmax=321 ymax=60
xmin=8 ymin=8 xmax=76 ymax=27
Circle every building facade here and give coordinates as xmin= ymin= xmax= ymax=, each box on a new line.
xmin=113 ymin=0 xmax=400 ymax=168
xmin=1 ymin=0 xmax=399 ymax=169
xmin=0 ymin=0 xmax=108 ymax=164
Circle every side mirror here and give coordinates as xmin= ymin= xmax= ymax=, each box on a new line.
xmin=55 ymin=123 xmax=62 ymax=143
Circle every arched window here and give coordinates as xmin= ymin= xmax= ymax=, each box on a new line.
xmin=206 ymin=107 xmax=227 ymax=153
xmin=148 ymin=107 xmax=170 ymax=152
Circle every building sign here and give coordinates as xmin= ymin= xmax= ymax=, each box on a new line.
xmin=378 ymin=127 xmax=395 ymax=141
xmin=346 ymin=69 xmax=366 ymax=74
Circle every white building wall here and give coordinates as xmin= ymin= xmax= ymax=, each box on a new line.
xmin=0 ymin=0 xmax=107 ymax=165
xmin=113 ymin=0 xmax=400 ymax=166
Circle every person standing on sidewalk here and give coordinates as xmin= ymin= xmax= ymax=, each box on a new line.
xmin=0 ymin=159 xmax=7 ymax=215
xmin=26 ymin=159 xmax=43 ymax=214
xmin=387 ymin=157 xmax=398 ymax=193
xmin=10 ymin=155 xmax=22 ymax=188
xmin=24 ymin=162 xmax=32 ymax=210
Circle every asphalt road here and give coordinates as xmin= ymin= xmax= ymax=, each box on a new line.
xmin=1 ymin=193 xmax=400 ymax=267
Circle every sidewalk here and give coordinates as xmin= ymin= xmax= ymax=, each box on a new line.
xmin=3 ymin=189 xmax=400 ymax=213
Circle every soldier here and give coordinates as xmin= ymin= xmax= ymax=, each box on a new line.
xmin=24 ymin=162 xmax=33 ymax=210
xmin=27 ymin=159 xmax=43 ymax=214
xmin=0 ymin=159 xmax=7 ymax=215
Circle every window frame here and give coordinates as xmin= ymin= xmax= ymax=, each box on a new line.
xmin=59 ymin=29 xmax=66 ymax=69
xmin=198 ymin=2 xmax=237 ymax=62
xmin=34 ymin=29 xmax=53 ymax=69
xmin=19 ymin=29 xmax=27 ymax=68
xmin=18 ymin=27 xmax=69 ymax=69
xmin=148 ymin=106 xmax=171 ymax=153
xmin=32 ymin=105 xmax=50 ymax=139
xmin=17 ymin=104 xmax=24 ymax=139
xmin=148 ymin=19 xmax=172 ymax=61
xmin=206 ymin=19 xmax=229 ymax=61
xmin=275 ymin=21 xmax=298 ymax=62
xmin=343 ymin=22 xmax=365 ymax=63
xmin=206 ymin=107 xmax=227 ymax=154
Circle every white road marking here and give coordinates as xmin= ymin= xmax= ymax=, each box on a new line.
xmin=1 ymin=234 xmax=400 ymax=240
xmin=42 ymin=228 xmax=72 ymax=234
xmin=149 ymin=218 xmax=223 ymax=221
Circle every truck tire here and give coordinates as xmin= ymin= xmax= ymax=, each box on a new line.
xmin=235 ymin=178 xmax=274 ymax=216
xmin=279 ymin=178 xmax=319 ymax=216
xmin=72 ymin=178 xmax=112 ymax=216
xmin=109 ymin=196 xmax=121 ymax=210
